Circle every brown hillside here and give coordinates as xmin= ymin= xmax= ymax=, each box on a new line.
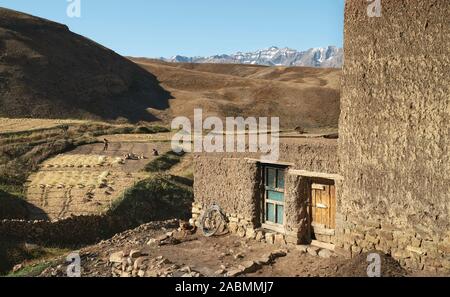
xmin=0 ymin=8 xmax=171 ymax=122
xmin=0 ymin=7 xmax=341 ymax=128
xmin=131 ymin=58 xmax=341 ymax=128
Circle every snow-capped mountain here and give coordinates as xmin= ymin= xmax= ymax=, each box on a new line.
xmin=161 ymin=46 xmax=343 ymax=68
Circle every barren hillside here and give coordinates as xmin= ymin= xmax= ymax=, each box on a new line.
xmin=0 ymin=8 xmax=170 ymax=122
xmin=131 ymin=58 xmax=341 ymax=128
xmin=0 ymin=7 xmax=341 ymax=128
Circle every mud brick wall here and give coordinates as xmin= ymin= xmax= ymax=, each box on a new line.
xmin=284 ymin=175 xmax=310 ymax=244
xmin=279 ymin=140 xmax=339 ymax=173
xmin=193 ymin=156 xmax=262 ymax=225
xmin=338 ymin=0 xmax=450 ymax=273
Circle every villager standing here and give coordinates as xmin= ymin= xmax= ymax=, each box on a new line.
xmin=103 ymin=138 xmax=109 ymax=151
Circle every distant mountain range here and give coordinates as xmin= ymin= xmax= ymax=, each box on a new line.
xmin=160 ymin=46 xmax=343 ymax=68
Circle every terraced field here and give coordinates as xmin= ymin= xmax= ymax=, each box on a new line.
xmin=0 ymin=118 xmax=87 ymax=134
xmin=26 ymin=140 xmax=172 ymax=221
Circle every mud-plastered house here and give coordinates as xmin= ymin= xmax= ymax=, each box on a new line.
xmin=192 ymin=0 xmax=449 ymax=273
xmin=193 ymin=137 xmax=340 ymax=247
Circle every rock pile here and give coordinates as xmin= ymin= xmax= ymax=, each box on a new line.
xmin=110 ymin=250 xmax=180 ymax=277
xmin=296 ymin=244 xmax=335 ymax=259
xmin=224 ymin=249 xmax=288 ymax=277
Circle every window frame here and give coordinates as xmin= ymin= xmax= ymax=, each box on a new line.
xmin=262 ymin=165 xmax=286 ymax=232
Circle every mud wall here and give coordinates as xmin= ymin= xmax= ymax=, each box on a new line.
xmin=338 ymin=0 xmax=449 ymax=273
xmin=278 ymin=140 xmax=339 ymax=173
xmin=193 ymin=157 xmax=261 ymax=223
xmin=284 ymin=175 xmax=310 ymax=244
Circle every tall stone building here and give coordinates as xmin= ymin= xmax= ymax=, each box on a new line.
xmin=338 ymin=0 xmax=449 ymax=272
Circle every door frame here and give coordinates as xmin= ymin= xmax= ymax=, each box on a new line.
xmin=307 ymin=177 xmax=336 ymax=243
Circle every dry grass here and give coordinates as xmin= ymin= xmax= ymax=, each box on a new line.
xmin=131 ymin=59 xmax=341 ymax=129
xmin=0 ymin=118 xmax=87 ymax=134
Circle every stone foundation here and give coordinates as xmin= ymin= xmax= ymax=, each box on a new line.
xmin=334 ymin=216 xmax=450 ymax=273
xmin=191 ymin=202 xmax=299 ymax=247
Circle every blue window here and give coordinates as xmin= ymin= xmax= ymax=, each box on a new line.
xmin=264 ymin=166 xmax=285 ymax=225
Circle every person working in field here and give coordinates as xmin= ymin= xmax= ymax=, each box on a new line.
xmin=152 ymin=148 xmax=159 ymax=156
xmin=103 ymin=138 xmax=109 ymax=151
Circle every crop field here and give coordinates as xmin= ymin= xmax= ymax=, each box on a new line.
xmin=25 ymin=140 xmax=172 ymax=221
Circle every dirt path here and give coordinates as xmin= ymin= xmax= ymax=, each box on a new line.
xmin=25 ymin=135 xmax=172 ymax=221
xmin=38 ymin=220 xmax=410 ymax=278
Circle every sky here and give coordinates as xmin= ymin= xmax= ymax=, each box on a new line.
xmin=0 ymin=0 xmax=345 ymax=58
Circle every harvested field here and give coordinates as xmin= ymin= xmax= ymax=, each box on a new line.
xmin=25 ymin=137 xmax=172 ymax=220
xmin=95 ymin=133 xmax=175 ymax=143
xmin=0 ymin=118 xmax=87 ymax=134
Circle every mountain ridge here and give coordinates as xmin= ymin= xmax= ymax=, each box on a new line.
xmin=160 ymin=46 xmax=343 ymax=68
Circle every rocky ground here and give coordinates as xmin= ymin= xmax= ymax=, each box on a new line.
xmin=37 ymin=220 xmax=408 ymax=278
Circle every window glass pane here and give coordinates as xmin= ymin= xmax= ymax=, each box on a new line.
xmin=276 ymin=205 xmax=284 ymax=224
xmin=267 ymin=190 xmax=284 ymax=202
xmin=266 ymin=168 xmax=276 ymax=188
xmin=277 ymin=169 xmax=285 ymax=189
xmin=266 ymin=203 xmax=275 ymax=223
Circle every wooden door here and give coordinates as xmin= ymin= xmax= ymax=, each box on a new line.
xmin=310 ymin=180 xmax=336 ymax=243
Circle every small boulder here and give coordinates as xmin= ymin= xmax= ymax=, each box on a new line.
xmin=214 ymin=269 xmax=226 ymax=275
xmin=147 ymin=238 xmax=157 ymax=245
xmin=240 ymin=261 xmax=261 ymax=274
xmin=12 ymin=264 xmax=23 ymax=273
xmin=109 ymin=251 xmax=124 ymax=263
xmin=234 ymin=252 xmax=245 ymax=260
xmin=226 ymin=268 xmax=244 ymax=277
xmin=265 ymin=233 xmax=275 ymax=244
xmin=274 ymin=234 xmax=287 ymax=245
xmin=129 ymin=249 xmax=141 ymax=259
xmin=307 ymin=246 xmax=320 ymax=257
xmin=156 ymin=234 xmax=170 ymax=242
xmin=179 ymin=266 xmax=192 ymax=273
xmin=237 ymin=227 xmax=246 ymax=238
xmin=318 ymin=249 xmax=333 ymax=259
xmin=255 ymin=231 xmax=265 ymax=242
xmin=256 ymin=255 xmax=272 ymax=265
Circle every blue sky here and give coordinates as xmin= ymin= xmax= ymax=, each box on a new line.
xmin=0 ymin=0 xmax=345 ymax=57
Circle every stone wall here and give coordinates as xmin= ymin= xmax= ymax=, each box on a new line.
xmin=0 ymin=215 xmax=139 ymax=245
xmin=338 ymin=0 xmax=450 ymax=273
